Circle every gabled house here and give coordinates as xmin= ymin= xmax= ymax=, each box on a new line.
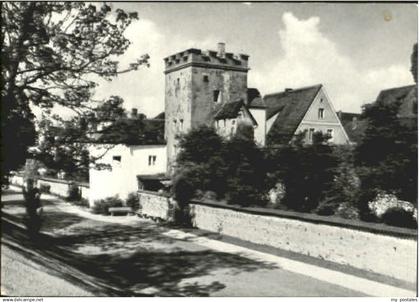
xmin=213 ymin=90 xmax=267 ymax=145
xmin=264 ymin=84 xmax=351 ymax=145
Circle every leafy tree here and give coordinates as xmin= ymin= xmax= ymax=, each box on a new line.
xmin=174 ymin=124 xmax=269 ymax=207
xmin=175 ymin=125 xmax=227 ymax=198
xmin=177 ymin=125 xmax=225 ymax=165
xmin=316 ymin=145 xmax=360 ymax=216
xmin=267 ymin=132 xmax=339 ymax=212
xmin=1 ymin=2 xmax=149 ymax=177
xmin=223 ymin=135 xmax=269 ymax=207
xmin=355 ymin=98 xmax=417 ymax=219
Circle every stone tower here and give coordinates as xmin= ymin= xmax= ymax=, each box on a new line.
xmin=164 ymin=43 xmax=249 ymax=172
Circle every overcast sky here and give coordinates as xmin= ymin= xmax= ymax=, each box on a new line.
xmin=93 ymin=2 xmax=417 ymax=117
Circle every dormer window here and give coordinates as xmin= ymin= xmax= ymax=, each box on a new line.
xmin=318 ymin=108 xmax=325 ymax=119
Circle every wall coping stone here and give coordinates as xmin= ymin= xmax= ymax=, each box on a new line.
xmin=13 ymin=173 xmax=89 ymax=188
xmin=190 ymin=199 xmax=418 ymax=239
xmin=138 ymin=190 xmax=170 ymax=198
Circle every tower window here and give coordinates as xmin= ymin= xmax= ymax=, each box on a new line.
xmin=213 ymin=90 xmax=220 ymax=103
xmin=318 ymin=108 xmax=325 ymax=119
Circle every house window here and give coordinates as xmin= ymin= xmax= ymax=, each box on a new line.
xmin=203 ymin=74 xmax=209 ymax=82
xmin=318 ymin=108 xmax=325 ymax=119
xmin=213 ymin=90 xmax=220 ymax=103
xmin=232 ymin=120 xmax=235 ymax=125
xmin=320 ymin=98 xmax=324 ymax=103
xmin=327 ymin=129 xmax=333 ymax=140
xmin=308 ymin=128 xmax=315 ymax=142
xmin=173 ymin=119 xmax=177 ymax=131
xmin=148 ymin=155 xmax=157 ymax=166
xmin=223 ymin=119 xmax=226 ymax=127
xmin=180 ymin=119 xmax=184 ymax=131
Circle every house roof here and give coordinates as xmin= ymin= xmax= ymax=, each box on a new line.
xmin=248 ymin=97 xmax=266 ymax=109
xmin=376 ymin=85 xmax=416 ymax=106
xmin=264 ymin=84 xmax=322 ymax=144
xmin=214 ymin=100 xmax=245 ymax=120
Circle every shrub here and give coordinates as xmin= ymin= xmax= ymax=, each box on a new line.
xmin=39 ymin=183 xmax=51 ymax=193
xmin=382 ymin=207 xmax=417 ymax=229
xmin=66 ymin=182 xmax=81 ymax=201
xmin=335 ymin=202 xmax=359 ymax=220
xmin=126 ymin=192 xmax=140 ymax=211
xmin=91 ymin=197 xmax=123 ymax=215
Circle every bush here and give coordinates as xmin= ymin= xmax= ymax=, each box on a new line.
xmin=66 ymin=182 xmax=81 ymax=201
xmin=382 ymin=207 xmax=417 ymax=229
xmin=91 ymin=197 xmax=123 ymax=215
xmin=39 ymin=184 xmax=51 ymax=193
xmin=126 ymin=192 xmax=140 ymax=211
xmin=335 ymin=202 xmax=360 ymax=220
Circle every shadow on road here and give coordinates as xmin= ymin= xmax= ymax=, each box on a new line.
xmin=2 ymin=211 xmax=276 ymax=296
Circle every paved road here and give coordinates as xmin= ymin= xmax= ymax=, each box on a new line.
xmin=1 ymin=188 xmax=416 ymax=297
xmin=1 ymin=244 xmax=93 ymax=296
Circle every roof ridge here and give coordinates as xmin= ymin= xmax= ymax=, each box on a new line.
xmin=264 ymin=84 xmax=322 ymax=98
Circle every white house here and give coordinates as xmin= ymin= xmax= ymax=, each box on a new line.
xmin=89 ymin=144 xmax=167 ymax=205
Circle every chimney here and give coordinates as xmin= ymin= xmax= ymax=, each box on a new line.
xmin=131 ymin=108 xmax=138 ymax=119
xmin=217 ymin=42 xmax=226 ymax=58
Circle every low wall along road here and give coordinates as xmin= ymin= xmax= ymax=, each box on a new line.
xmin=137 ymin=190 xmax=417 ymax=283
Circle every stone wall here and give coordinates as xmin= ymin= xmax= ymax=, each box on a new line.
xmin=9 ymin=174 xmax=89 ymax=201
xmin=138 ymin=191 xmax=174 ymax=221
xmin=133 ymin=191 xmax=417 ymax=283
xmin=190 ymin=202 xmax=417 ymax=283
